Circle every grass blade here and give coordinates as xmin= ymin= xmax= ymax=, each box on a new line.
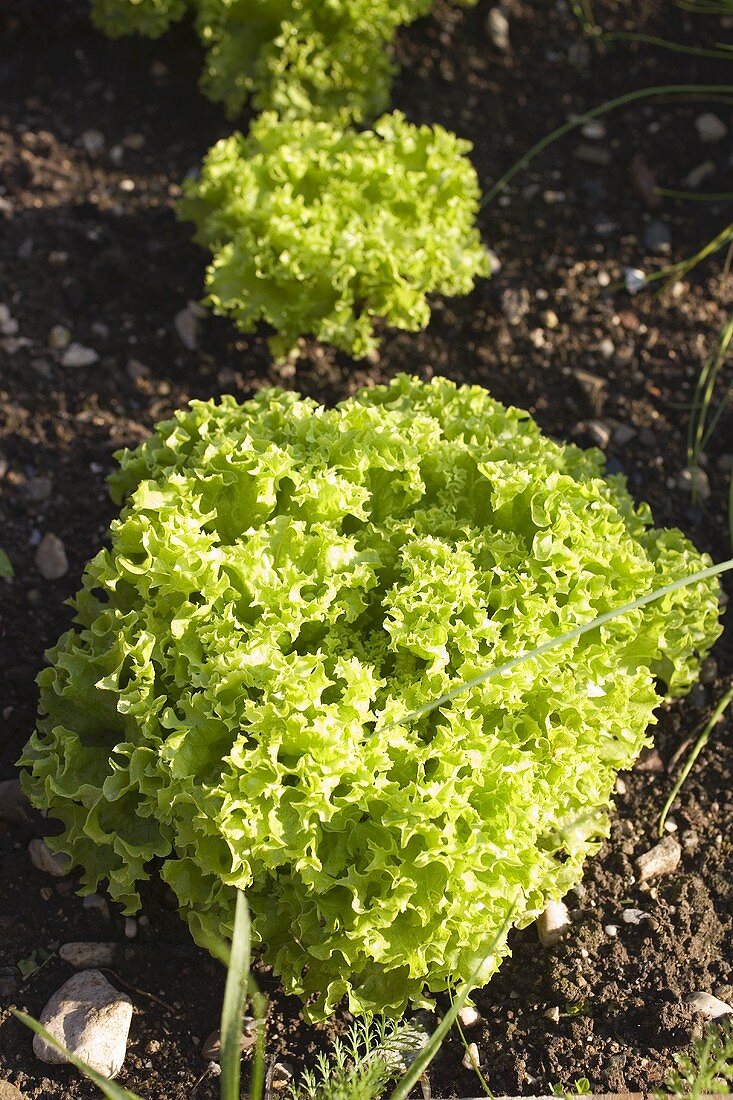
xmin=11 ymin=1010 xmax=141 ymax=1099
xmin=601 ymin=31 xmax=733 ymax=59
xmin=220 ymin=890 xmax=253 ymax=1100
xmin=657 ymin=188 xmax=733 ymax=202
xmin=658 ymin=682 xmax=733 ymax=836
xmin=481 ymin=85 xmax=733 ymax=207
xmin=248 ymin=982 xmax=268 ymax=1100
xmin=688 ymin=313 xmax=733 ymax=497
xmin=389 ymin=558 xmax=733 ymax=730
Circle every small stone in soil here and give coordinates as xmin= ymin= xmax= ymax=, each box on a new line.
xmin=35 ymin=533 xmax=68 ymax=580
xmin=604 ymin=924 xmax=619 ymax=937
xmin=81 ymin=129 xmax=105 ymax=157
xmin=0 ymin=779 xmax=33 ymax=826
xmin=585 ymin=420 xmax=611 ymax=449
xmin=28 ymin=838 xmax=70 ymax=877
xmin=678 ymin=466 xmax=711 ymax=501
xmin=83 ymin=893 xmax=111 ymax=920
xmin=643 ymin=219 xmax=671 ymax=254
xmin=485 ymin=7 xmax=510 ymax=51
xmin=33 ymin=970 xmax=132 ymax=1078
xmin=613 ymin=423 xmax=636 ymax=446
xmin=458 ymin=1006 xmax=480 ymax=1027
xmin=59 ymin=942 xmax=118 ymax=969
xmin=629 ymin=152 xmax=661 ymax=211
xmin=501 ymin=287 xmax=530 ymax=326
xmin=61 ymin=342 xmax=99 ymax=368
xmin=174 ymin=302 xmax=205 ymax=350
xmin=575 ymin=143 xmax=612 ymax=167
xmin=686 ymin=991 xmax=733 ymax=1019
xmin=695 ymin=112 xmax=727 ymax=144
xmin=543 ymin=1006 xmax=560 ymax=1023
xmin=23 ymin=477 xmax=53 ymax=504
xmin=47 ymin=324 xmax=71 ymax=350
xmin=461 ymin=1042 xmax=481 ymax=1071
xmin=581 ymin=119 xmax=606 ymax=140
xmin=0 ymin=304 xmax=18 ymax=336
xmin=537 ymin=899 xmax=570 ymax=946
xmin=682 ymin=160 xmax=716 ymax=189
xmin=635 ymin=835 xmax=681 ymax=883
xmin=624 ymin=267 xmax=647 ymax=294
xmin=622 ymin=908 xmax=648 ymax=925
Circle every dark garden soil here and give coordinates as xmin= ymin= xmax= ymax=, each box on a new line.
xmin=1 ymin=0 xmax=733 ymax=1096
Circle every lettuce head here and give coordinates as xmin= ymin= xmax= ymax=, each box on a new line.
xmin=20 ymin=375 xmax=722 ymax=1017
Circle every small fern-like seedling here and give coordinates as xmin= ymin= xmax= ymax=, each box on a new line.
xmin=661 ymin=1020 xmax=733 ymax=1098
xmin=290 ymin=1017 xmax=429 ymax=1100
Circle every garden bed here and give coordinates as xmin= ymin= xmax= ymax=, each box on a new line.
xmin=1 ymin=0 xmax=732 ymax=1096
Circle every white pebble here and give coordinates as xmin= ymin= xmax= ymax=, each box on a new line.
xmin=48 ymin=324 xmax=71 ymax=350
xmin=687 ymin=991 xmax=733 ymax=1019
xmin=604 ymin=924 xmax=618 ymax=937
xmin=537 ymin=899 xmax=570 ymax=946
xmin=624 ymin=267 xmax=647 ymax=295
xmin=61 ymin=342 xmax=99 ymax=368
xmin=485 ymin=7 xmax=510 ymax=51
xmin=636 ymin=835 xmax=681 ymax=883
xmin=35 ymin=533 xmax=69 ymax=580
xmin=458 ymin=1006 xmax=480 ymax=1027
xmin=59 ymin=942 xmax=117 ymax=969
xmin=81 ymin=129 xmax=105 ymax=157
xmin=622 ymin=908 xmax=648 ymax=925
xmin=29 ymin=838 xmax=70 ymax=877
xmin=695 ymin=112 xmax=727 ymax=144
xmin=33 ymin=970 xmax=132 ymax=1078
xmin=462 ymin=1042 xmax=482 ymax=1071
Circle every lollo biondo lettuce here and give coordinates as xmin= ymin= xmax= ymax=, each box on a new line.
xmin=178 ymin=112 xmax=490 ymax=361
xmin=90 ymin=0 xmax=478 ymax=124
xmin=21 ymin=375 xmax=721 ymax=1017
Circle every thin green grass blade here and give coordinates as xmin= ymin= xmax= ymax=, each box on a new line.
xmin=729 ymin=472 xmax=733 ymax=549
xmin=601 ymin=31 xmax=733 ymax=59
xmin=657 ymin=682 xmax=733 ymax=836
xmin=658 ymin=188 xmax=733 ymax=201
xmin=220 ymin=890 xmax=252 ymax=1100
xmin=678 ymin=0 xmax=733 ymax=12
xmin=388 ymin=902 xmax=517 ymax=1100
xmin=11 ymin=1010 xmax=141 ymax=1099
xmin=481 ymin=86 xmax=733 ymax=207
xmin=248 ymin=982 xmax=268 ymax=1100
xmin=689 ymin=313 xmax=733 ymax=484
xmin=389 ymin=558 xmax=733 ymax=730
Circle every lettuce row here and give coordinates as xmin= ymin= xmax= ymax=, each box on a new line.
xmin=21 ymin=376 xmax=721 ymax=1017
xmin=91 ymin=0 xmax=478 ymax=123
xmin=178 ymin=112 xmax=490 ymax=360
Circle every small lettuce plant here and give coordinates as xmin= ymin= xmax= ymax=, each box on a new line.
xmin=21 ymin=375 xmax=722 ymax=1018
xmin=178 ymin=112 xmax=490 ymax=360
xmin=90 ymin=0 xmax=477 ymax=123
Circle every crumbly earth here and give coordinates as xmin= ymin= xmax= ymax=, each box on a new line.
xmin=1 ymin=0 xmax=732 ymax=1096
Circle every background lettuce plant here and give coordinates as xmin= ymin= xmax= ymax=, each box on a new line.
xmin=178 ymin=112 xmax=490 ymax=360
xmin=91 ymin=0 xmax=478 ymax=123
xmin=21 ymin=375 xmax=722 ymax=1018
